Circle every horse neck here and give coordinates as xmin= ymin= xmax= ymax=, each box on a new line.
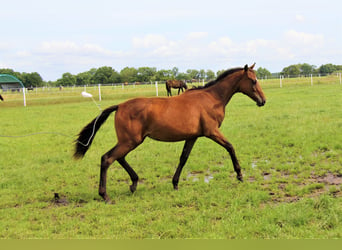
xmin=206 ymin=71 xmax=242 ymax=106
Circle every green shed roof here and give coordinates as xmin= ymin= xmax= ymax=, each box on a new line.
xmin=0 ymin=74 xmax=25 ymax=88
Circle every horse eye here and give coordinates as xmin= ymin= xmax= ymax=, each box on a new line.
xmin=252 ymin=79 xmax=257 ymax=84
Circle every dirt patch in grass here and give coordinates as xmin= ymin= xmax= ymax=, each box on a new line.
xmin=252 ymin=172 xmax=342 ymax=203
xmin=314 ymin=172 xmax=342 ymax=185
xmin=50 ymin=193 xmax=88 ymax=207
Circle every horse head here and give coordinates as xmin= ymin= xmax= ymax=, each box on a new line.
xmin=238 ymin=63 xmax=266 ymax=107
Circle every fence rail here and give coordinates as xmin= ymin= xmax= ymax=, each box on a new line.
xmin=1 ymin=73 xmax=341 ymax=107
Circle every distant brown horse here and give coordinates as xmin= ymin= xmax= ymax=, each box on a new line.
xmin=74 ymin=64 xmax=266 ymax=203
xmin=165 ymin=80 xmax=188 ymax=96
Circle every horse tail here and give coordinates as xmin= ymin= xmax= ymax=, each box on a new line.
xmin=74 ymin=105 xmax=119 ymax=159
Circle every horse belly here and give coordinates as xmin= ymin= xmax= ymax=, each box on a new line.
xmin=146 ymin=111 xmax=201 ymax=142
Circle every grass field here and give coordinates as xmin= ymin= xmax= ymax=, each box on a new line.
xmin=0 ymin=78 xmax=341 ymax=239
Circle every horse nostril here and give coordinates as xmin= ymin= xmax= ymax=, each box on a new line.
xmin=257 ymin=100 xmax=265 ymax=107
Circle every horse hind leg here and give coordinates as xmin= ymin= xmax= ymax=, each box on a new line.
xmin=99 ymin=143 xmax=138 ymax=203
xmin=117 ymin=157 xmax=139 ymax=193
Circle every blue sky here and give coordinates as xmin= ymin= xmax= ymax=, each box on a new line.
xmin=1 ymin=0 xmax=341 ymax=80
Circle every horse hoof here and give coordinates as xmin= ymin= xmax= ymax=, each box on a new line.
xmin=130 ymin=185 xmax=137 ymax=193
xmin=237 ymin=175 xmax=243 ymax=182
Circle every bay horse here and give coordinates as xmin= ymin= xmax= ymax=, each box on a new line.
xmin=74 ymin=64 xmax=266 ymax=203
xmin=165 ymin=80 xmax=188 ymax=96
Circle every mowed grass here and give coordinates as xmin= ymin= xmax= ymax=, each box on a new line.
xmin=0 ymin=81 xmax=341 ymax=238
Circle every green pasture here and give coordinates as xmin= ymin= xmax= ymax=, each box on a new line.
xmin=0 ymin=78 xmax=341 ymax=239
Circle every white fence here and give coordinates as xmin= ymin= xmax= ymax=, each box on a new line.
xmin=1 ymin=74 xmax=341 ymax=107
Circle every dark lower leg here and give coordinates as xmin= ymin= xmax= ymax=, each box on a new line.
xmin=225 ymin=143 xmax=243 ymax=181
xmin=99 ymin=161 xmax=110 ymax=202
xmin=172 ymin=139 xmax=197 ymax=190
xmin=117 ymin=157 xmax=139 ymax=193
xmin=208 ymin=131 xmax=243 ymax=182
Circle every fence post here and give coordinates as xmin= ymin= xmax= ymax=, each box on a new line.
xmin=155 ymin=81 xmax=158 ymax=96
xmin=23 ymin=87 xmax=26 ymax=107
xmin=98 ymin=84 xmax=101 ymax=101
xmin=311 ymin=74 xmax=313 ymax=86
xmin=280 ymin=75 xmax=282 ymax=88
xmin=340 ymin=73 xmax=341 ymax=84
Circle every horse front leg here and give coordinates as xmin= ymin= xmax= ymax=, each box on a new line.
xmin=172 ymin=138 xmax=197 ymax=190
xmin=207 ymin=130 xmax=243 ymax=182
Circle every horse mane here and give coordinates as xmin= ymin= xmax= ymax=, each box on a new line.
xmin=189 ymin=67 xmax=243 ymax=91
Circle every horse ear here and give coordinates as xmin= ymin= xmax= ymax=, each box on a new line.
xmin=250 ymin=63 xmax=256 ymax=69
xmin=244 ymin=64 xmax=248 ymax=72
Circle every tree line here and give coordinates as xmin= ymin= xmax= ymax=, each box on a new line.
xmin=257 ymin=63 xmax=342 ymax=78
xmin=1 ymin=63 xmax=341 ymax=87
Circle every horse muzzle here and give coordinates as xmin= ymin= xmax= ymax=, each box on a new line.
xmin=257 ymin=99 xmax=266 ymax=107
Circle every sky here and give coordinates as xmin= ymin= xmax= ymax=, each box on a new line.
xmin=1 ymin=0 xmax=341 ymax=81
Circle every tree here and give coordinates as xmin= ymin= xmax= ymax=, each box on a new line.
xmin=282 ymin=65 xmax=300 ymax=76
xmin=21 ymin=72 xmax=43 ymax=87
xmin=172 ymin=67 xmax=179 ymax=78
xmin=120 ymin=67 xmax=138 ymax=83
xmin=0 ymin=68 xmax=22 ymax=81
xmin=92 ymin=66 xmax=115 ymax=84
xmin=155 ymin=69 xmax=173 ymax=81
xmin=57 ymin=73 xmax=76 ymax=86
xmin=206 ymin=70 xmax=215 ymax=81
xmin=137 ymin=67 xmax=157 ymax=82
xmin=256 ymin=67 xmax=272 ymax=79
xmin=0 ymin=68 xmax=16 ymax=75
xmin=300 ymin=63 xmax=316 ymax=75
xmin=186 ymin=69 xmax=199 ymax=80
xmin=175 ymin=72 xmax=191 ymax=81
xmin=318 ymin=64 xmax=336 ymax=74
xmin=198 ymin=69 xmax=206 ymax=80
xmin=335 ymin=65 xmax=342 ymax=72
xmin=109 ymin=71 xmax=121 ymax=83
xmin=76 ymin=71 xmax=92 ymax=86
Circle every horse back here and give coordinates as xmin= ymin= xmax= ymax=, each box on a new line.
xmin=115 ymin=94 xmax=225 ymax=142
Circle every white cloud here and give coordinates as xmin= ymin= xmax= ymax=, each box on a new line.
xmin=284 ymin=30 xmax=325 ymax=48
xmin=295 ymin=14 xmax=305 ymax=22
xmin=209 ymin=37 xmax=234 ymax=52
xmin=132 ymin=35 xmax=170 ymax=49
xmin=0 ymin=29 xmax=336 ymax=80
xmin=38 ymin=41 xmax=116 ymax=57
xmin=244 ymin=39 xmax=274 ymax=54
xmin=186 ymin=32 xmax=208 ymax=40
xmin=15 ymin=51 xmax=31 ymax=57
